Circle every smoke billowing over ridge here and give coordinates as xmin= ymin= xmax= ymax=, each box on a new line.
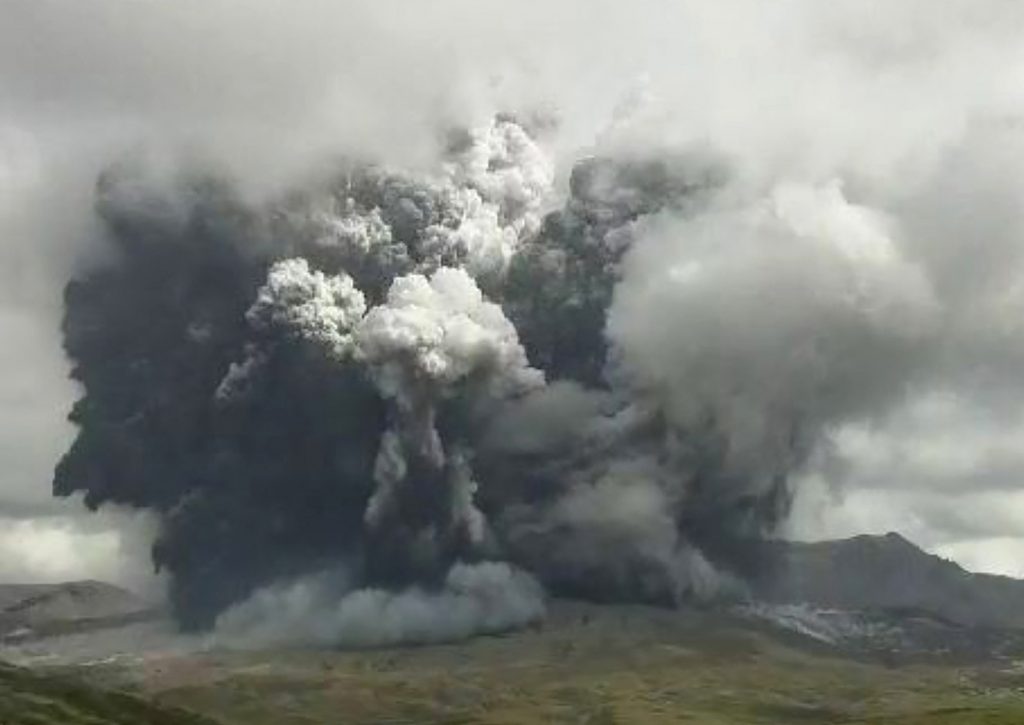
xmin=8 ymin=0 xmax=1024 ymax=644
xmin=54 ymin=114 xmax=943 ymax=642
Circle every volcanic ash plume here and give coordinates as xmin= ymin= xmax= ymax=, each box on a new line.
xmin=356 ymin=266 xmax=543 ymax=584
xmin=54 ymin=115 xmax=939 ymax=645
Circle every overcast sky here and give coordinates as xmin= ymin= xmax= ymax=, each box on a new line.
xmin=5 ymin=0 xmax=1024 ymax=587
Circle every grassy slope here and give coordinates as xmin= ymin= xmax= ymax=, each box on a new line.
xmin=0 ymin=662 xmax=220 ymax=725
xmin=88 ymin=604 xmax=1024 ymax=725
xmin=154 ymin=650 xmax=1024 ymax=724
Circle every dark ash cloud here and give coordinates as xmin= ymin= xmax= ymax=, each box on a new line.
xmin=5 ymin=0 xmax=1024 ymax=644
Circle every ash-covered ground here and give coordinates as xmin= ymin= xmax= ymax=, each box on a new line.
xmin=7 ymin=584 xmax=1024 ymax=725
xmin=7 ymin=535 xmax=1024 ymax=723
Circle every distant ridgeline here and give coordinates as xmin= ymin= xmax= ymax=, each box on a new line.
xmin=749 ymin=533 xmax=1024 ymax=631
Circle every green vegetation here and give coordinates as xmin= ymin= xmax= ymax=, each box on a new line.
xmin=118 ymin=610 xmax=1024 ymax=724
xmin=154 ymin=651 xmax=1024 ymax=724
xmin=8 ymin=604 xmax=1024 ymax=724
xmin=0 ymin=662 xmax=220 ymax=725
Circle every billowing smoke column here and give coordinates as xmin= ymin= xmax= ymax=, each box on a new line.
xmin=54 ymin=116 xmax=938 ymax=643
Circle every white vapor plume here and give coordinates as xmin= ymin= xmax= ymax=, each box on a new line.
xmin=213 ymin=562 xmax=544 ymax=649
xmin=247 ymin=258 xmax=366 ymax=357
xmin=357 ymin=267 xmax=542 ymax=401
xmin=357 ymin=267 xmax=542 ymax=548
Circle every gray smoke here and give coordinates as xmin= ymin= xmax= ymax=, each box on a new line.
xmin=4 ymin=0 xmax=1024 ymax=644
xmin=44 ymin=112 xmax=1024 ymax=641
xmin=213 ymin=561 xmax=543 ymax=649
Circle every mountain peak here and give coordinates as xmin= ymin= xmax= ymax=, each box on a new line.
xmin=752 ymin=534 xmax=1024 ymax=629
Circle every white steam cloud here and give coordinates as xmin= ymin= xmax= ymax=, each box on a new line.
xmin=214 ymin=562 xmax=543 ymax=649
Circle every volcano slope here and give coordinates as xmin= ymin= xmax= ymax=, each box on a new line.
xmin=7 ymin=536 xmax=1024 ymax=724
xmin=0 ymin=661 xmax=217 ymax=725
xmin=0 ymin=580 xmax=159 ymax=642
xmin=6 ymin=599 xmax=1023 ymax=725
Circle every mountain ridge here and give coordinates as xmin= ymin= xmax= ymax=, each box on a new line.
xmin=0 ymin=580 xmax=157 ymax=641
xmin=750 ymin=532 xmax=1024 ymax=630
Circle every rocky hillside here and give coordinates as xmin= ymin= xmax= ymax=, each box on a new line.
xmin=751 ymin=533 xmax=1024 ymax=630
xmin=0 ymin=580 xmax=156 ymax=640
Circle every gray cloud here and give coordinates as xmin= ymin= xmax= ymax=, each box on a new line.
xmin=4 ymin=1 xmax=1024 ymax=612
xmin=213 ymin=561 xmax=544 ymax=649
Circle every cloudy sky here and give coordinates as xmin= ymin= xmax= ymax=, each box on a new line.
xmin=4 ymin=0 xmax=1024 ymax=588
